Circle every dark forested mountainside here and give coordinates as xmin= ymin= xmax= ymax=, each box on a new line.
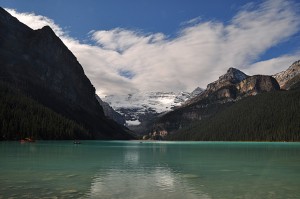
xmin=0 ymin=82 xmax=89 ymax=140
xmin=167 ymin=87 xmax=300 ymax=141
xmin=0 ymin=7 xmax=133 ymax=140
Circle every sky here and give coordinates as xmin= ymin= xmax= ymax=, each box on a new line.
xmin=1 ymin=0 xmax=300 ymax=97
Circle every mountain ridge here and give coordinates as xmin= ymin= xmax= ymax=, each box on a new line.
xmin=149 ymin=61 xmax=298 ymax=140
xmin=96 ymin=95 xmax=126 ymax=126
xmin=273 ymin=60 xmax=300 ymax=90
xmin=184 ymin=67 xmax=249 ymax=106
xmin=0 ymin=7 xmax=133 ymax=140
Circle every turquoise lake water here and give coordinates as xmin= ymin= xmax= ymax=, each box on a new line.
xmin=0 ymin=141 xmax=300 ymax=199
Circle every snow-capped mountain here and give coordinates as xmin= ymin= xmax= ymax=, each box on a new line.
xmin=103 ymin=91 xmax=201 ymax=127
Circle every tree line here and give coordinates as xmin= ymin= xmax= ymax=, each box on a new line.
xmin=167 ymin=88 xmax=300 ymax=141
xmin=0 ymin=81 xmax=89 ymax=140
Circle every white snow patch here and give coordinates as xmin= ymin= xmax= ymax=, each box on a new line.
xmin=126 ymin=120 xmax=141 ymax=126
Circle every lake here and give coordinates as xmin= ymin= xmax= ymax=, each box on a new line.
xmin=0 ymin=141 xmax=299 ymax=199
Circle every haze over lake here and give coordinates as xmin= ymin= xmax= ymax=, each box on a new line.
xmin=0 ymin=141 xmax=299 ymax=198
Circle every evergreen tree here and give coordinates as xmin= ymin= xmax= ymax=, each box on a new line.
xmin=0 ymin=81 xmax=89 ymax=140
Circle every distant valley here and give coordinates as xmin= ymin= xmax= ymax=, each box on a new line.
xmin=102 ymin=89 xmax=203 ymax=134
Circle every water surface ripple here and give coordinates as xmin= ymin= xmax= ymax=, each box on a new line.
xmin=0 ymin=141 xmax=299 ymax=198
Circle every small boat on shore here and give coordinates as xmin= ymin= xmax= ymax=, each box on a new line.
xmin=20 ymin=137 xmax=35 ymax=143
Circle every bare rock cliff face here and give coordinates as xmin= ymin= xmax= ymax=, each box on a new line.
xmin=0 ymin=7 xmax=132 ymax=139
xmin=237 ymin=75 xmax=280 ymax=96
xmin=273 ymin=60 xmax=300 ymax=90
xmin=207 ymin=67 xmax=248 ymax=92
xmin=186 ymin=68 xmax=248 ymax=105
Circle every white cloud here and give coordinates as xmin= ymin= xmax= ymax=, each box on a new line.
xmin=245 ymin=53 xmax=300 ymax=75
xmin=91 ymin=28 xmax=166 ymax=52
xmin=6 ymin=8 xmax=65 ymax=37
xmin=5 ymin=0 xmax=300 ymax=97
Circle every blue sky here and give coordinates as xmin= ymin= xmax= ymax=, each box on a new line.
xmin=1 ymin=0 xmax=300 ymax=96
xmin=1 ymin=0 xmax=254 ymax=37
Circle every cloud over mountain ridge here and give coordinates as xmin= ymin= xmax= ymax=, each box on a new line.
xmin=6 ymin=0 xmax=300 ymax=97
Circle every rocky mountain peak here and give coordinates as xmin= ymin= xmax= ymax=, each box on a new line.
xmin=36 ymin=25 xmax=57 ymax=39
xmin=206 ymin=67 xmax=248 ymax=94
xmin=40 ymin=25 xmax=53 ymax=32
xmin=273 ymin=60 xmax=300 ymax=89
xmin=224 ymin=67 xmax=248 ymax=83
xmin=184 ymin=67 xmax=277 ymax=106
xmin=190 ymin=87 xmax=204 ymax=98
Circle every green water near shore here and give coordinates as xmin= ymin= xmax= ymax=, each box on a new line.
xmin=0 ymin=141 xmax=299 ymax=198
